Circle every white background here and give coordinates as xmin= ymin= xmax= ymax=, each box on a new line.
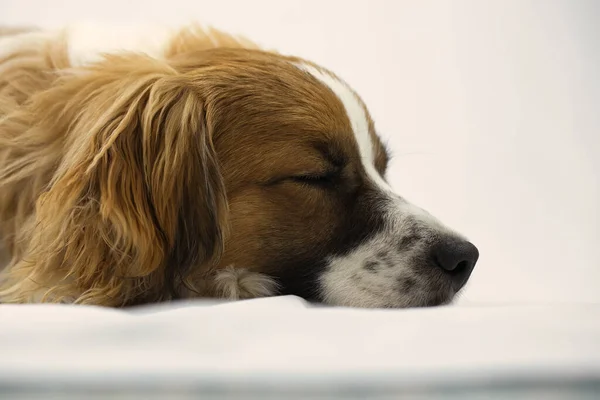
xmin=1 ymin=0 xmax=598 ymax=304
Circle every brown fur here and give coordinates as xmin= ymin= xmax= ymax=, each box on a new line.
xmin=0 ymin=25 xmax=387 ymax=306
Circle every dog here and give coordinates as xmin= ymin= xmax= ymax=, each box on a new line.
xmin=0 ymin=24 xmax=478 ymax=307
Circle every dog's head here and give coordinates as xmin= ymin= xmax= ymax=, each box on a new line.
xmin=17 ymin=44 xmax=477 ymax=307
xmin=187 ymin=50 xmax=479 ymax=308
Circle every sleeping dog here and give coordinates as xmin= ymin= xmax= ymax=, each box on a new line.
xmin=0 ymin=24 xmax=478 ymax=307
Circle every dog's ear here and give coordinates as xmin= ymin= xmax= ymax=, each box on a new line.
xmin=13 ymin=55 xmax=227 ymax=305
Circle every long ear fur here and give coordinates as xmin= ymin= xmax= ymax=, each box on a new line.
xmin=0 ymin=54 xmax=227 ymax=305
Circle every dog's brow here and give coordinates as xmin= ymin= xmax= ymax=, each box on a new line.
xmin=311 ymin=141 xmax=346 ymax=169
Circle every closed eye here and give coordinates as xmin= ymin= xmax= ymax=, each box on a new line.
xmin=289 ymin=172 xmax=337 ymax=186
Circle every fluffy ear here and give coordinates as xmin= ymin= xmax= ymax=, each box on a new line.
xmin=4 ymin=55 xmax=227 ymax=305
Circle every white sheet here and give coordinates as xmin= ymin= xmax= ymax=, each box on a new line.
xmin=1 ymin=297 xmax=599 ymax=399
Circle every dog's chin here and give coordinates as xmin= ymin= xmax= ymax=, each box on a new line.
xmin=384 ymin=288 xmax=458 ymax=309
xmin=316 ymin=291 xmax=456 ymax=309
xmin=315 ymin=283 xmax=458 ymax=309
xmin=314 ymin=260 xmax=464 ymax=309
xmin=371 ymin=290 xmax=456 ymax=309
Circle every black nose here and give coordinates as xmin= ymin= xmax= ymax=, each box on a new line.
xmin=432 ymin=239 xmax=479 ymax=289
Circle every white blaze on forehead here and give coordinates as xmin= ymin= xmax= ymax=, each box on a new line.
xmin=294 ymin=63 xmax=393 ymax=193
xmin=295 ymin=62 xmax=448 ymax=229
xmin=295 ymin=65 xmax=370 ymax=156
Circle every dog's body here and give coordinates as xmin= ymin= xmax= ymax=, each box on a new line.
xmin=0 ymin=24 xmax=478 ymax=307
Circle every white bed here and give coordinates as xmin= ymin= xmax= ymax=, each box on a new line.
xmin=1 ymin=297 xmax=599 ymax=399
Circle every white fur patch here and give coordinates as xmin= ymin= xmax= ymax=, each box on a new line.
xmin=213 ymin=267 xmax=279 ymax=300
xmin=0 ymin=30 xmax=58 ymax=62
xmin=65 ymin=23 xmax=174 ymax=66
